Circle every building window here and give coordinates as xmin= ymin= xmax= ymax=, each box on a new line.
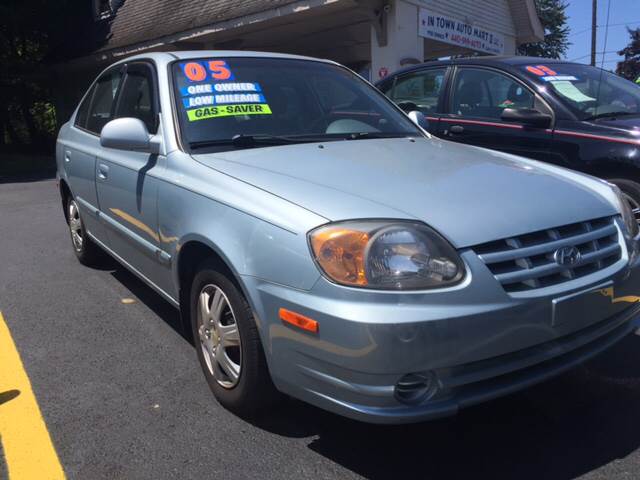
xmin=94 ymin=0 xmax=119 ymax=20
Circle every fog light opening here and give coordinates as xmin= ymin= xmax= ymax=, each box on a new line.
xmin=394 ymin=371 xmax=439 ymax=405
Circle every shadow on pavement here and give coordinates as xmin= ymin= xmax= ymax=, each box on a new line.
xmin=0 ymin=153 xmax=56 ymax=184
xmin=0 ymin=171 xmax=56 ymax=184
xmin=103 ymin=257 xmax=640 ymax=480
xmin=254 ymin=337 xmax=640 ymax=480
xmin=0 ymin=390 xmax=20 ymax=406
xmin=103 ymin=256 xmax=192 ymax=343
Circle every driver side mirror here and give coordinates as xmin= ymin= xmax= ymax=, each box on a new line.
xmin=100 ymin=117 xmax=161 ymax=154
xmin=501 ymin=108 xmax=552 ymax=129
xmin=407 ymin=111 xmax=430 ymax=131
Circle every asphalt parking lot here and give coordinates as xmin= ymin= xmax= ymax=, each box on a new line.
xmin=3 ymin=177 xmax=640 ymax=479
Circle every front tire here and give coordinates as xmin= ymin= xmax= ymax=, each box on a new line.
xmin=66 ymin=197 xmax=101 ymax=265
xmin=190 ymin=261 xmax=279 ymax=417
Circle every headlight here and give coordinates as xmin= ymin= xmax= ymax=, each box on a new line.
xmin=308 ymin=221 xmax=465 ymax=290
xmin=611 ymin=185 xmax=639 ymax=238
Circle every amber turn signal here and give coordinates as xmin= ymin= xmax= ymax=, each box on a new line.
xmin=279 ymin=308 xmax=319 ymax=333
xmin=309 ymin=226 xmax=369 ymax=287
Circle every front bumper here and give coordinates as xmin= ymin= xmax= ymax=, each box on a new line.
xmin=243 ymin=249 xmax=640 ymax=424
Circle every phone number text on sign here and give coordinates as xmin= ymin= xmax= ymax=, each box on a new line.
xmin=418 ymin=9 xmax=505 ymax=55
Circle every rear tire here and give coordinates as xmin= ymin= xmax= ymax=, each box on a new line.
xmin=190 ymin=260 xmax=279 ymax=417
xmin=606 ymin=177 xmax=640 ymax=223
xmin=66 ymin=197 xmax=101 ymax=266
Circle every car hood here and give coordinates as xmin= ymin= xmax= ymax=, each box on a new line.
xmin=591 ymin=114 xmax=640 ymax=134
xmin=192 ymin=137 xmax=618 ymax=248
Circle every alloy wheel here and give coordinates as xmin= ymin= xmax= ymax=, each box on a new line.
xmin=196 ymin=284 xmax=242 ymax=388
xmin=622 ymin=191 xmax=640 ymax=224
xmin=68 ymin=200 xmax=84 ymax=251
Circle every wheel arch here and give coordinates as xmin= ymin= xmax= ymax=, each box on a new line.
xmin=59 ymin=178 xmax=72 ymax=223
xmin=584 ymin=158 xmax=640 ymax=183
xmin=175 ymin=237 xmax=259 ymax=340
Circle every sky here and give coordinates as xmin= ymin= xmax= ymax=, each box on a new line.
xmin=564 ymin=0 xmax=640 ymax=69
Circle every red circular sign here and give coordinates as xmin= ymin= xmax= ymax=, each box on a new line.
xmin=378 ymin=67 xmax=389 ymax=78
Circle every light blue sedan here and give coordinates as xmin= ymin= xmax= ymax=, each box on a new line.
xmin=57 ymin=51 xmax=640 ymax=424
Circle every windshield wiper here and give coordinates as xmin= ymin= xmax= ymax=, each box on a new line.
xmin=342 ymin=132 xmax=412 ymax=140
xmin=190 ymin=134 xmax=311 ymax=150
xmin=189 ymin=132 xmax=414 ymax=150
xmin=585 ymin=111 xmax=637 ymax=121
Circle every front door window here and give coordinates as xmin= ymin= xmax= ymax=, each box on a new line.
xmin=451 ymin=68 xmax=534 ymax=119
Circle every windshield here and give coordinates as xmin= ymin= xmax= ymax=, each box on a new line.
xmin=172 ymin=57 xmax=422 ymax=152
xmin=521 ymin=63 xmax=640 ymax=120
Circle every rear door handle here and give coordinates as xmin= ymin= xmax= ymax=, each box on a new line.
xmin=449 ymin=125 xmax=465 ymax=134
xmin=97 ymin=163 xmax=109 ymax=180
xmin=64 ymin=150 xmax=72 ymax=162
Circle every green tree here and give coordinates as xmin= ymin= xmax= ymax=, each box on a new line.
xmin=0 ymin=0 xmax=89 ymax=150
xmin=517 ymin=0 xmax=570 ymax=59
xmin=616 ymin=28 xmax=640 ymax=81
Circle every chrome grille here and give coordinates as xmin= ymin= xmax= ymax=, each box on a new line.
xmin=473 ymin=217 xmax=622 ymax=292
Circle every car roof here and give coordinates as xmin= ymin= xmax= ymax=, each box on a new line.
xmin=112 ymin=50 xmax=337 ymax=66
xmin=377 ymin=56 xmax=584 ymax=82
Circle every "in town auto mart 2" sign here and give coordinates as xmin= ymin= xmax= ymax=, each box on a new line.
xmin=418 ymin=8 xmax=505 ymax=55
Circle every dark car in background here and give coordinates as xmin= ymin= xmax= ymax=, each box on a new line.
xmin=376 ymin=56 xmax=640 ymax=216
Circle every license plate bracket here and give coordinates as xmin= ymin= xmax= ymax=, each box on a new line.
xmin=552 ymin=281 xmax=626 ymax=329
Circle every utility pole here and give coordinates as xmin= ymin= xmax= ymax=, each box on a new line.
xmin=590 ymin=0 xmax=597 ymax=66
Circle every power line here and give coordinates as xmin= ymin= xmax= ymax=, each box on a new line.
xmin=571 ymin=59 xmax=624 ymax=65
xmin=570 ymin=54 xmax=623 ymax=64
xmin=570 ymin=58 xmax=623 ymax=65
xmin=570 ymin=20 xmax=640 ymax=37
xmin=570 ymin=50 xmax=619 ymax=61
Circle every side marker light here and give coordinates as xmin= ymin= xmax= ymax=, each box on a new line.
xmin=279 ymin=308 xmax=319 ymax=333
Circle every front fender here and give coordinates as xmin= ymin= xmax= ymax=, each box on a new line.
xmin=157 ymin=153 xmax=324 ymax=300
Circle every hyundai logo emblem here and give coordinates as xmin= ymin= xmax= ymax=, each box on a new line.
xmin=554 ymin=246 xmax=581 ymax=266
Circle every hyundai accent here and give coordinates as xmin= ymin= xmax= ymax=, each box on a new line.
xmin=56 ymin=51 xmax=640 ymax=424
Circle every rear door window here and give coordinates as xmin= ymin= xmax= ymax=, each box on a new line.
xmin=75 ymin=87 xmax=92 ymax=129
xmin=77 ymin=69 xmax=123 ymax=134
xmin=113 ymin=64 xmax=158 ymax=133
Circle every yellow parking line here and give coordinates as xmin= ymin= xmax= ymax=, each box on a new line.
xmin=0 ymin=311 xmax=65 ymax=480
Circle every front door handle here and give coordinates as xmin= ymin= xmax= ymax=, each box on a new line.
xmin=449 ymin=125 xmax=465 ymax=134
xmin=97 ymin=163 xmax=109 ymax=180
